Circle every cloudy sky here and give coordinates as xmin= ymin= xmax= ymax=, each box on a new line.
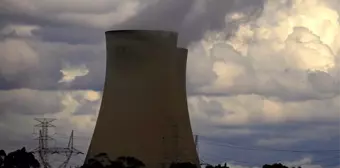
xmin=0 ymin=0 xmax=339 ymax=167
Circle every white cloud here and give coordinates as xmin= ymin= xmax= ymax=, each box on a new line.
xmin=58 ymin=63 xmax=89 ymax=83
xmin=84 ymin=90 xmax=101 ymax=102
xmin=187 ymin=0 xmax=340 ymax=102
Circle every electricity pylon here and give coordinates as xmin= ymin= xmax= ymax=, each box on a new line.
xmin=32 ymin=118 xmax=83 ymax=168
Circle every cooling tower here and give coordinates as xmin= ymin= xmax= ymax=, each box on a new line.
xmin=85 ymin=30 xmax=199 ymax=168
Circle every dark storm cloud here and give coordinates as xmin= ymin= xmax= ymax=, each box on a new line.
xmin=0 ymin=0 xmax=266 ymax=91
xmin=0 ymin=89 xmax=62 ymax=115
xmin=0 ymin=35 xmax=106 ymax=91
xmin=198 ymin=120 xmax=340 ymax=167
xmin=32 ymin=26 xmax=104 ymax=45
xmin=0 ymin=71 xmax=61 ymax=90
xmin=179 ymin=0 xmax=263 ymax=46
xmin=114 ymin=0 xmax=196 ymax=46
xmin=0 ymin=11 xmax=104 ymax=45
xmin=117 ymin=0 xmax=264 ymax=46
xmin=1 ymin=0 xmax=264 ymax=46
xmin=200 ymin=139 xmax=338 ymax=167
xmin=0 ymin=134 xmax=37 ymax=152
xmin=0 ymin=2 xmax=111 ymax=45
xmin=308 ymin=70 xmax=340 ymax=94
xmin=189 ymin=89 xmax=340 ymax=102
xmin=0 ymin=50 xmax=105 ymax=91
xmin=199 ymin=99 xmax=227 ymax=118
xmin=0 ymin=1 xmax=339 ymax=167
xmin=0 ymin=53 xmax=63 ymax=90
xmin=0 ymin=11 xmax=66 ymax=30
xmin=117 ymin=0 xmax=194 ymax=29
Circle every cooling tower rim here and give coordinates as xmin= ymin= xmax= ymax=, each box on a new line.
xmin=105 ymin=30 xmax=177 ymax=36
xmin=106 ymin=30 xmax=179 ymax=46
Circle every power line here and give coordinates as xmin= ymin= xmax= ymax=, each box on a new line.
xmin=205 ymin=153 xmax=340 ymax=166
xmin=194 ymin=135 xmax=199 ymax=154
xmin=201 ymin=149 xmax=265 ymax=166
xmin=195 ymin=134 xmax=340 ymax=167
xmin=307 ymin=154 xmax=340 ymax=165
xmin=201 ymin=149 xmax=340 ymax=167
xmin=201 ymin=151 xmax=252 ymax=166
xmin=53 ymin=133 xmax=91 ymax=139
xmin=199 ymin=137 xmax=340 ymax=153
xmin=321 ymin=160 xmax=340 ymax=168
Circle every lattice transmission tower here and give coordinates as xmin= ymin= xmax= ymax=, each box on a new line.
xmin=32 ymin=118 xmax=83 ymax=168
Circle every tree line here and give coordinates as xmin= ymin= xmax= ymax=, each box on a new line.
xmin=0 ymin=147 xmax=302 ymax=168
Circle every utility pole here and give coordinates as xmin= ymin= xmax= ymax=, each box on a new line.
xmin=32 ymin=118 xmax=83 ymax=168
xmin=194 ymin=135 xmax=207 ymax=166
xmin=194 ymin=135 xmax=199 ymax=154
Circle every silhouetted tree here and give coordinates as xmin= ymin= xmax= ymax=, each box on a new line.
xmin=0 ymin=147 xmax=40 ymax=168
xmin=169 ymin=162 xmax=197 ymax=168
xmin=82 ymin=158 xmax=105 ymax=168
xmin=206 ymin=165 xmax=214 ymax=168
xmin=81 ymin=153 xmax=145 ymax=168
xmin=263 ymin=163 xmax=289 ymax=168
xmin=116 ymin=156 xmax=145 ymax=168
xmin=205 ymin=163 xmax=229 ymax=168
xmin=107 ymin=161 xmax=124 ymax=168
xmin=82 ymin=153 xmax=111 ymax=168
xmin=0 ymin=150 xmax=6 ymax=167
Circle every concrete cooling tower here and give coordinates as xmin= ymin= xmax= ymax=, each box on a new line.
xmin=85 ymin=30 xmax=199 ymax=168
